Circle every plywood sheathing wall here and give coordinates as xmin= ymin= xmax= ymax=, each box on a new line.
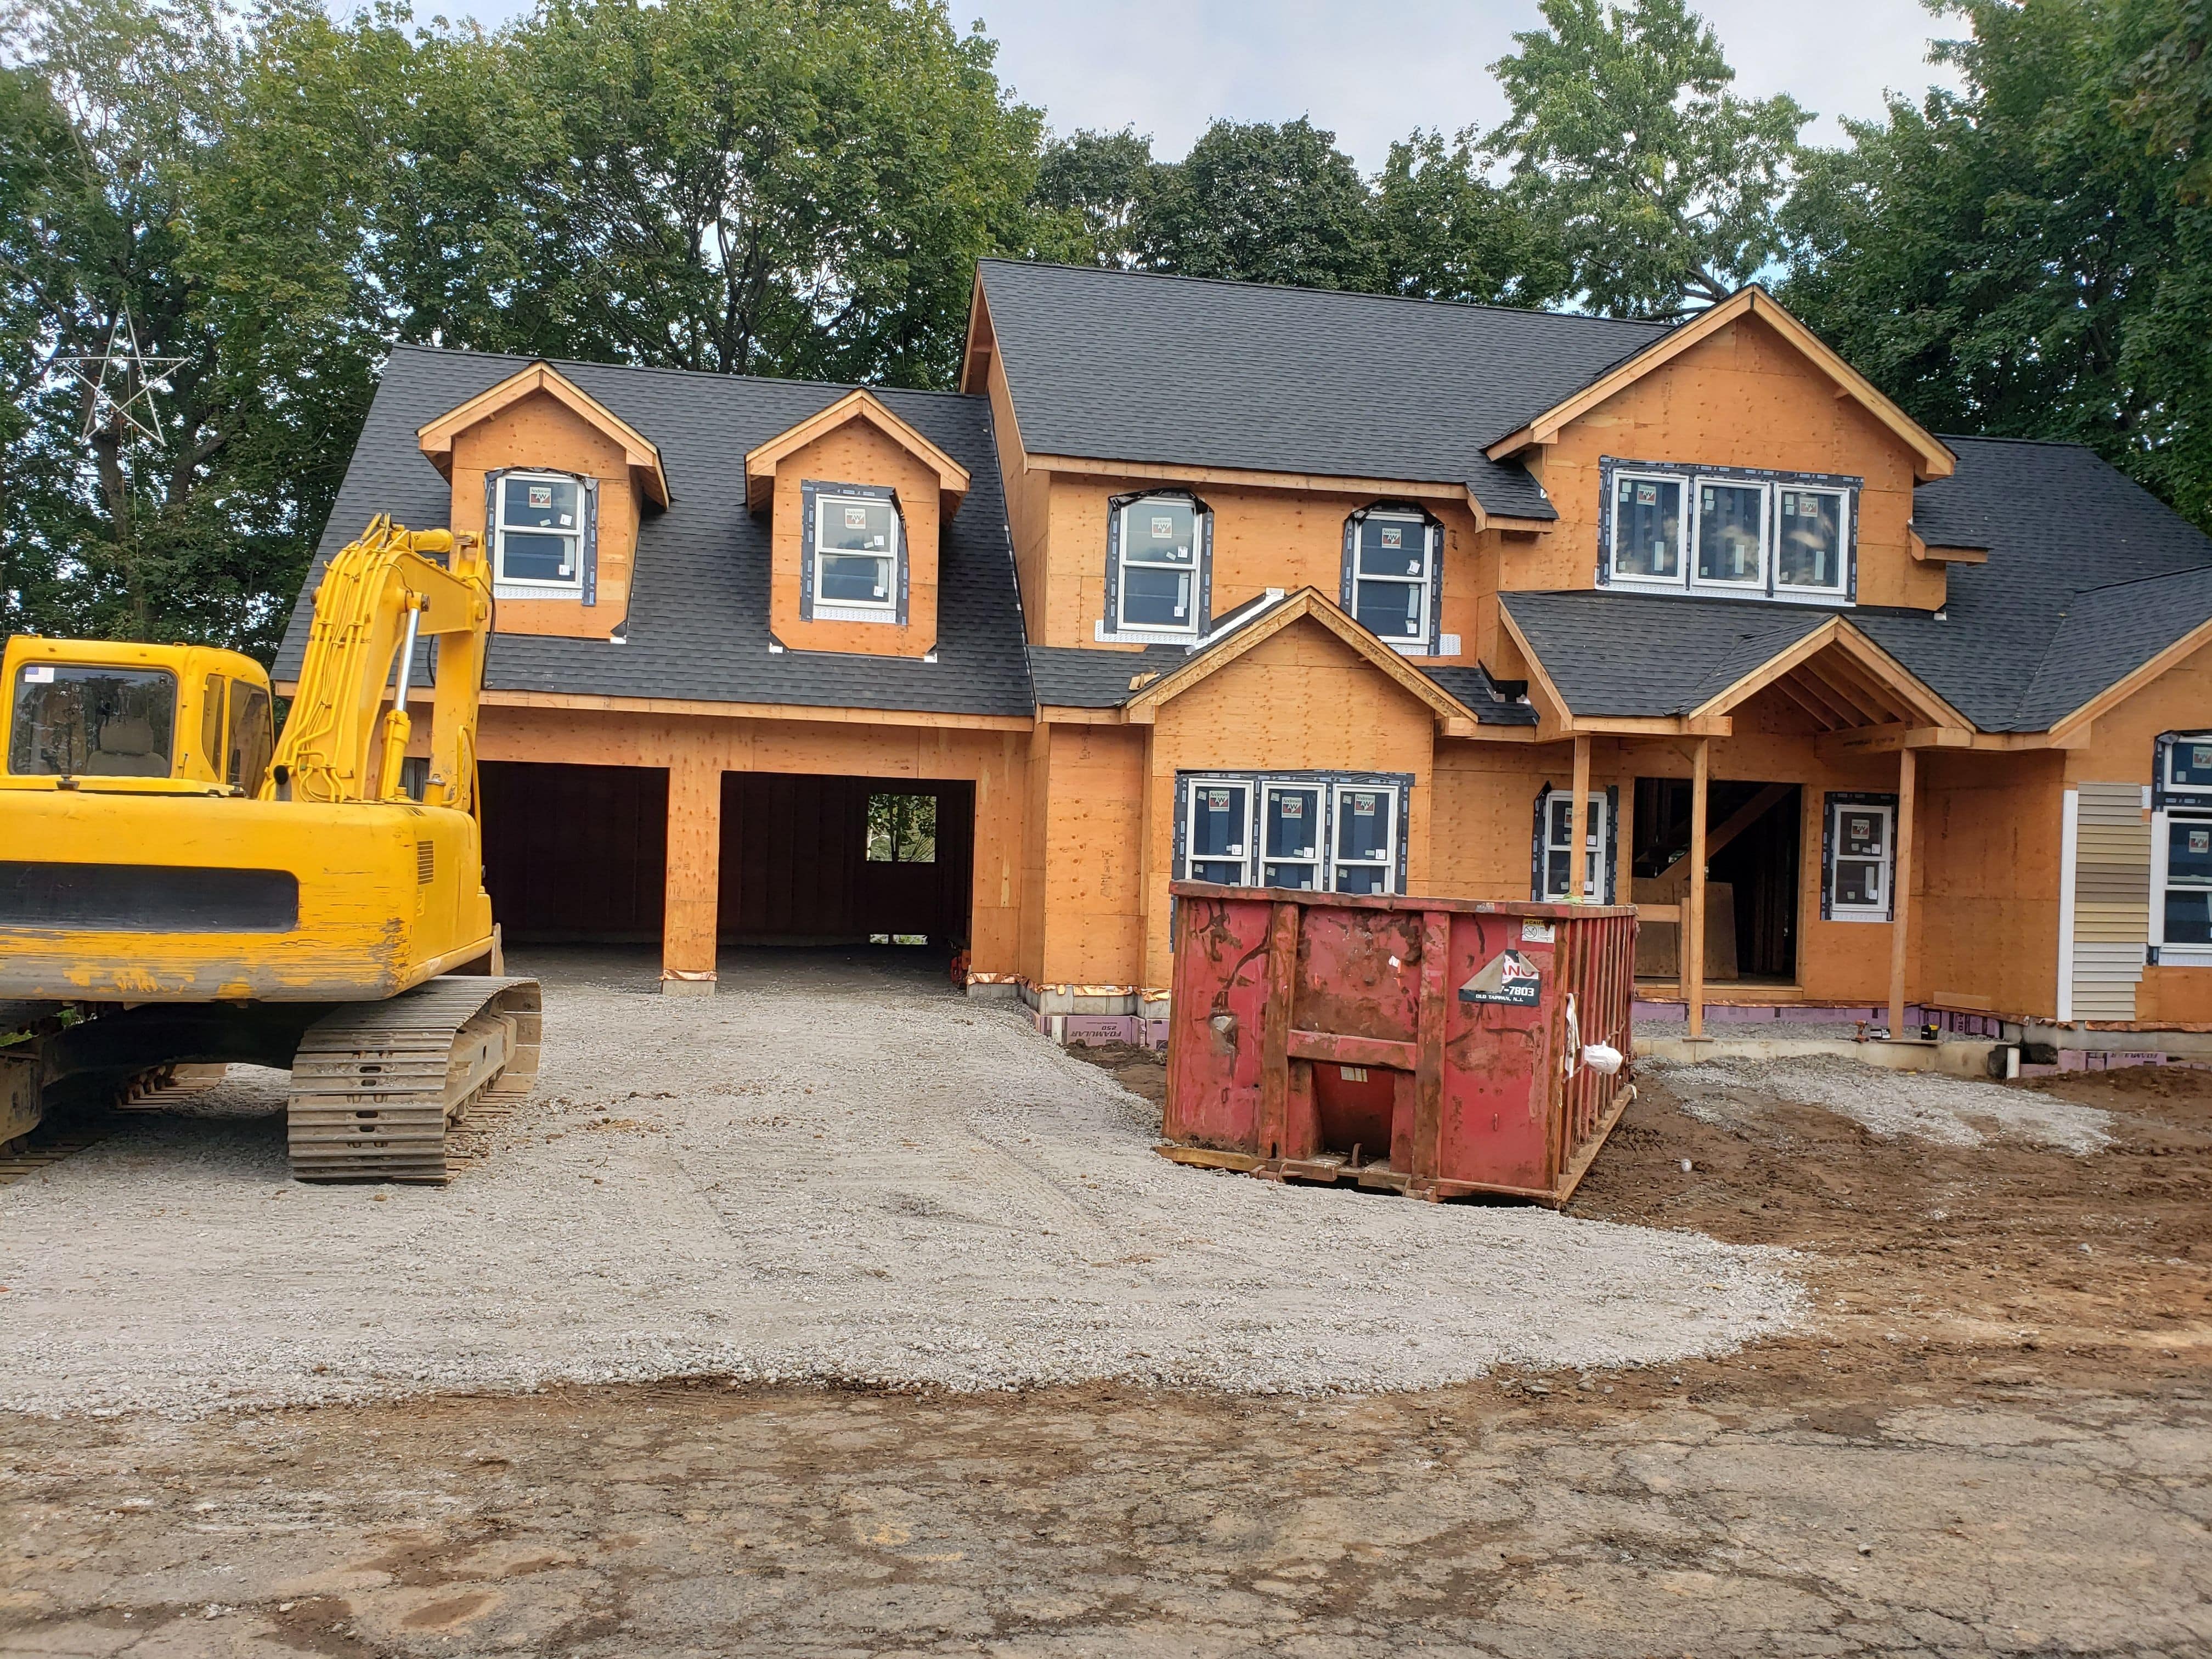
xmin=767 ymin=419 xmax=941 ymax=659
xmin=1027 ymin=721 xmax=1148 ymax=989
xmin=1503 ymin=309 xmax=1946 ymax=613
xmin=475 ymin=704 xmax=1026 ymax=983
xmin=1914 ymin=750 xmax=2066 ymax=1020
xmin=1139 ymin=617 xmax=1437 ymax=988
xmin=450 ymin=390 xmax=641 ymax=640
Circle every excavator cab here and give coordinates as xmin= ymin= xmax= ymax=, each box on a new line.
xmin=2 ymin=637 xmax=274 ymax=794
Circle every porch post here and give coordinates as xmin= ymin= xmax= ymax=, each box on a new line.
xmin=662 ymin=746 xmax=723 ymax=996
xmin=1888 ymin=745 xmax=1917 ymax=1039
xmin=1687 ymin=738 xmax=1709 ymax=1039
xmin=1567 ymin=734 xmax=1592 ymax=903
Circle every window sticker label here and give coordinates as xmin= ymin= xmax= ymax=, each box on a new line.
xmin=23 ymin=664 xmax=53 ymax=682
xmin=1520 ymin=919 xmax=1554 ymax=944
xmin=1352 ymin=794 xmax=1375 ymax=815
xmin=1207 ymin=789 xmax=1230 ymax=810
xmin=1279 ymin=797 xmax=1302 ymax=817
xmin=1842 ymin=813 xmax=1883 ymax=854
xmin=845 ymin=506 xmax=868 ymax=528
xmin=2194 ymin=746 xmax=2212 ymax=771
xmin=528 ymin=484 xmax=552 ymax=509
xmin=871 ymin=535 xmax=885 ymax=548
xmin=1636 ymin=483 xmax=1656 ymax=506
xmin=1151 ymin=515 xmax=1175 ymax=539
xmin=1381 ymin=527 xmax=1402 ymax=549
xmin=2192 ymin=830 xmax=2209 ymax=854
xmin=558 ymin=513 xmax=572 ymax=526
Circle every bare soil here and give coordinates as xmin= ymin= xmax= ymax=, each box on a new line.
xmin=6 ymin=1056 xmax=2212 ymax=1655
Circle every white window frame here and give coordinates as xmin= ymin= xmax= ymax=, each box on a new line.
xmin=493 ymin=470 xmax=585 ymax=594
xmin=1538 ymin=790 xmax=1611 ymax=903
xmin=1182 ymin=776 xmax=1253 ymax=885
xmin=1690 ymin=477 xmax=1769 ymax=593
xmin=1348 ymin=510 xmax=1437 ymax=656
xmin=1772 ymin=483 xmax=1852 ymax=599
xmin=1260 ymin=781 xmax=1324 ymax=891
xmin=2151 ymin=808 xmax=2212 ymax=966
xmin=1112 ymin=494 xmax=1203 ymax=639
xmin=1329 ymin=783 xmax=1399 ymax=896
xmin=1827 ymin=799 xmax=1894 ymax=922
xmin=1605 ymin=470 xmax=1689 ymax=591
xmin=812 ymin=491 xmax=901 ymax=621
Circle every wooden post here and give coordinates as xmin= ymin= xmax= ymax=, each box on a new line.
xmin=1567 ymin=734 xmax=1592 ymax=903
xmin=1888 ymin=745 xmax=1917 ymax=1039
xmin=662 ymin=747 xmax=724 ymax=995
xmin=1687 ymin=739 xmax=1709 ymax=1039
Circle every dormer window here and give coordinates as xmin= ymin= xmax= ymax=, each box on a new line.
xmin=800 ymin=480 xmax=905 ymax=624
xmin=1602 ymin=459 xmax=1856 ymax=603
xmin=490 ymin=470 xmax=597 ymax=601
xmin=1101 ymin=491 xmax=1211 ymax=642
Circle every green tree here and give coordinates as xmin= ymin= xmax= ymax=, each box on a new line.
xmin=1375 ymin=128 xmax=1572 ymax=306
xmin=1029 ymin=126 xmax=1161 ymax=267
xmin=1780 ymin=0 xmax=2212 ymax=528
xmin=2119 ymin=0 xmax=2211 ymax=202
xmin=1139 ymin=117 xmax=1383 ymax=290
xmin=1486 ymin=0 xmax=1810 ymax=317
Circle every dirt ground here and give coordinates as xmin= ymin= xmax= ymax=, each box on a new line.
xmin=6 ymin=1051 xmax=2212 ymax=1655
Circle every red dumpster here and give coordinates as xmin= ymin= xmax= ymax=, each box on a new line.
xmin=1160 ymin=883 xmax=1637 ymax=1206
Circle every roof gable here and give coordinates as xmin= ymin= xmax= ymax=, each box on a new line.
xmin=416 ymin=360 xmax=671 ymax=507
xmin=743 ymin=387 xmax=971 ymax=517
xmin=1484 ymin=288 xmax=1955 ymax=483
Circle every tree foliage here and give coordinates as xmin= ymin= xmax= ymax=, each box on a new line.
xmin=1483 ymin=0 xmax=1810 ymax=317
xmin=1779 ymin=0 xmax=2212 ymax=528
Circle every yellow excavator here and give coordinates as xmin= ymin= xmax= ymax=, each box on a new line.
xmin=0 ymin=516 xmax=539 ymax=1181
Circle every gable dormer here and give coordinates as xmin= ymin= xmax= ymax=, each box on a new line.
xmin=418 ymin=363 xmax=670 ymax=640
xmin=746 ymin=390 xmax=970 ymax=659
xmin=1484 ymin=288 xmax=1957 ymax=617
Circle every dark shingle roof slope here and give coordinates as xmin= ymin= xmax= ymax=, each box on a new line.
xmin=274 ymin=347 xmax=1032 ymax=718
xmin=1506 ymin=438 xmax=2212 ymax=731
xmin=1026 ymin=644 xmax=1188 ymax=707
xmin=978 ymin=260 xmax=1671 ymax=521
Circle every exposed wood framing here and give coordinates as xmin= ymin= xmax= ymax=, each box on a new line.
xmin=417 ymin=362 xmax=671 ymax=507
xmin=1686 ymin=617 xmax=1972 ymax=734
xmin=1688 ymin=739 xmax=1710 ymax=1039
xmin=1909 ymin=527 xmax=1989 ymax=565
xmin=1483 ymin=287 xmax=1957 ymax=483
xmin=1568 ymin=735 xmax=1592 ymax=904
xmin=1888 ymin=747 xmax=1918 ymax=1036
xmin=1649 ymin=782 xmax=1792 ymax=894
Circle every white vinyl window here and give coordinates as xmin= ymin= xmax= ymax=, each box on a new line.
xmin=1178 ymin=773 xmax=1406 ymax=895
xmin=814 ymin=493 xmax=900 ymax=618
xmin=1538 ymin=791 xmax=1610 ymax=902
xmin=1330 ymin=785 xmax=1397 ymax=895
xmin=1606 ymin=464 xmax=1853 ymax=601
xmin=1260 ymin=782 xmax=1324 ymax=890
xmin=1348 ymin=511 xmax=1436 ymax=652
xmin=1183 ymin=777 xmax=1252 ymax=885
xmin=1115 ymin=495 xmax=1201 ymax=635
xmin=1827 ymin=799 xmax=1894 ymax=921
xmin=2153 ymin=811 xmax=2212 ymax=958
xmin=494 ymin=472 xmax=584 ymax=591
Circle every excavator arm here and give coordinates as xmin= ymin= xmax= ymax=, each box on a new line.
xmin=270 ymin=515 xmax=494 ymax=812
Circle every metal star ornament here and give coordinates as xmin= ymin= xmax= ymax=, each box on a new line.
xmin=52 ymin=312 xmax=188 ymax=445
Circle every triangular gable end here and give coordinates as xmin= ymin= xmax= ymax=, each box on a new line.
xmin=1689 ymin=617 xmax=1974 ymax=733
xmin=1124 ymin=589 xmax=1479 ymax=729
xmin=744 ymin=389 xmax=972 ymax=519
xmin=1485 ymin=288 xmax=1957 ymax=484
xmin=417 ymin=361 xmax=670 ymax=507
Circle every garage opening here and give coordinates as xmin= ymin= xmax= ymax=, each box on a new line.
xmin=480 ymin=760 xmax=668 ymax=943
xmin=719 ymin=773 xmax=974 ymax=950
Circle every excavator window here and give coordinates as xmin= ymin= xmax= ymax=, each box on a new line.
xmin=201 ymin=674 xmax=228 ymax=776
xmin=227 ymin=684 xmax=274 ymax=794
xmin=7 ymin=664 xmax=177 ymax=778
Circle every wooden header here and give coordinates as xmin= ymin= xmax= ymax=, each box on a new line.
xmin=744 ymin=388 xmax=970 ymax=518
xmin=417 ymin=362 xmax=670 ymax=507
xmin=1485 ymin=287 xmax=1957 ymax=483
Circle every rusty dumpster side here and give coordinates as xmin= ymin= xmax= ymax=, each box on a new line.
xmin=1159 ymin=883 xmax=1637 ymax=1206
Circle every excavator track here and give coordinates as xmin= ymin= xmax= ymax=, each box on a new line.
xmin=286 ymin=976 xmax=541 ymax=1183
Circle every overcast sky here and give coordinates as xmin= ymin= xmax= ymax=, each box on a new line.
xmin=419 ymin=0 xmax=1966 ymax=167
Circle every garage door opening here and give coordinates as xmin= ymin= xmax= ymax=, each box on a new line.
xmin=719 ymin=773 xmax=974 ymax=951
xmin=480 ymin=760 xmax=668 ymax=943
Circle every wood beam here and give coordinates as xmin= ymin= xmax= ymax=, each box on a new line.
xmin=1888 ymin=746 xmax=1917 ymax=1039
xmin=1688 ymin=740 xmax=1710 ymax=1040
xmin=1795 ymin=657 xmax=1890 ymax=726
xmin=1776 ymin=669 xmax=1864 ymax=730
xmin=1651 ymin=782 xmax=1793 ymax=893
xmin=661 ymin=748 xmax=723 ymax=991
xmin=1812 ymin=650 xmax=1915 ymax=725
xmin=1770 ymin=675 xmax=1848 ymax=731
xmin=1568 ymin=735 xmax=1592 ymax=904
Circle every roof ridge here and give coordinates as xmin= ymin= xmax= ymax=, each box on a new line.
xmin=1934 ymin=432 xmax=2098 ymax=451
xmin=977 ymin=256 xmax=1679 ymax=334
xmin=2064 ymin=561 xmax=2212 ymax=600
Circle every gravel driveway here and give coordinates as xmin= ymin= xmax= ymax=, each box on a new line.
xmin=0 ymin=948 xmax=1801 ymax=1415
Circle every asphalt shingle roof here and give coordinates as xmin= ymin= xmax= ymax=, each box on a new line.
xmin=274 ymin=347 xmax=1034 ymax=719
xmin=1503 ymin=438 xmax=2212 ymax=731
xmin=977 ymin=260 xmax=1672 ymax=520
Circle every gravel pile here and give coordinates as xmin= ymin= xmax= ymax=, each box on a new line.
xmin=1652 ymin=1052 xmax=2114 ymax=1153
xmin=0 ymin=948 xmax=1803 ymax=1417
